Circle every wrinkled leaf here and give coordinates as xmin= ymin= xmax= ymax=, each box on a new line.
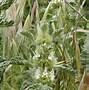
xmin=0 ymin=15 xmax=14 ymax=27
xmin=0 ymin=0 xmax=14 ymax=11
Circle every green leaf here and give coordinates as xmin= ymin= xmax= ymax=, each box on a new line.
xmin=83 ymin=33 xmax=89 ymax=53
xmin=0 ymin=15 xmax=14 ymax=27
xmin=3 ymin=82 xmax=15 ymax=90
xmin=21 ymin=81 xmax=53 ymax=90
xmin=0 ymin=57 xmax=33 ymax=69
xmin=55 ymin=64 xmax=76 ymax=77
xmin=86 ymin=23 xmax=89 ymax=29
xmin=21 ymin=31 xmax=35 ymax=41
xmin=0 ymin=0 xmax=14 ymax=11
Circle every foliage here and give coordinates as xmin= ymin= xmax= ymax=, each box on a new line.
xmin=0 ymin=0 xmax=89 ymax=90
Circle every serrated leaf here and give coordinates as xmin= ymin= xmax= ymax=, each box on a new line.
xmin=21 ymin=81 xmax=53 ymax=90
xmin=0 ymin=0 xmax=14 ymax=11
xmin=0 ymin=15 xmax=14 ymax=27
xmin=55 ymin=64 xmax=76 ymax=77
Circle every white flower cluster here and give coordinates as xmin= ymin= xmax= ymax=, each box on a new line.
xmin=34 ymin=67 xmax=55 ymax=81
xmin=42 ymin=67 xmax=48 ymax=77
xmin=34 ymin=67 xmax=41 ymax=79
xmin=49 ymin=69 xmax=55 ymax=81
xmin=33 ymin=50 xmax=40 ymax=60
xmin=48 ymin=51 xmax=57 ymax=63
xmin=64 ymin=0 xmax=75 ymax=3
xmin=52 ymin=0 xmax=61 ymax=3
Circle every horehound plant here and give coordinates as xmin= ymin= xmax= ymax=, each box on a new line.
xmin=0 ymin=0 xmax=89 ymax=90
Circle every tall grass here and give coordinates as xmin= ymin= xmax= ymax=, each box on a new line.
xmin=0 ymin=0 xmax=89 ymax=90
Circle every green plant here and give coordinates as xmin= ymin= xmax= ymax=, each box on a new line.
xmin=0 ymin=0 xmax=89 ymax=90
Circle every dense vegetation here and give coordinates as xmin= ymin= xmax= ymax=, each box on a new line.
xmin=0 ymin=0 xmax=89 ymax=90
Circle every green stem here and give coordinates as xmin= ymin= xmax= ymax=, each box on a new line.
xmin=66 ymin=2 xmax=89 ymax=22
